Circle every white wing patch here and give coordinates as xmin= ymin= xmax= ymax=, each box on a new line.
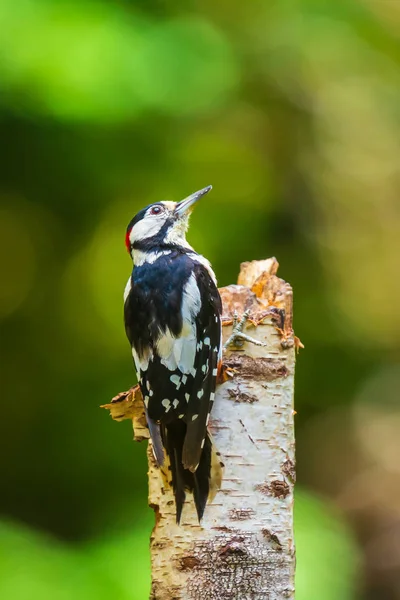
xmin=156 ymin=273 xmax=201 ymax=374
xmin=182 ymin=272 xmax=202 ymax=318
xmin=124 ymin=277 xmax=132 ymax=303
xmin=132 ymin=346 xmax=152 ymax=371
xmin=156 ymin=328 xmax=175 ymax=362
xmin=187 ymin=253 xmax=217 ymax=285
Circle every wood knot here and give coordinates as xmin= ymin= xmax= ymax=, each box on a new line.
xmin=227 ymin=383 xmax=258 ymax=403
xmin=218 ymin=537 xmax=247 ymax=560
xmin=255 ymin=479 xmax=291 ymax=499
xmin=179 ymin=556 xmax=201 ymax=571
xmin=223 ymin=355 xmax=289 ymax=381
xmin=269 ymin=479 xmax=290 ymax=499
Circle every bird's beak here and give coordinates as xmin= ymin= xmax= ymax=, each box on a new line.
xmin=174 ymin=185 xmax=212 ymax=217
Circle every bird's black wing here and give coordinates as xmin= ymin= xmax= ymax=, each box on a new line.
xmin=182 ymin=263 xmax=222 ymax=472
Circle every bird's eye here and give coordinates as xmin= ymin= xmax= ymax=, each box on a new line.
xmin=150 ymin=205 xmax=163 ymax=215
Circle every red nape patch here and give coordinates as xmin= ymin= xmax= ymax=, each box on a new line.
xmin=125 ymin=230 xmax=131 ymax=253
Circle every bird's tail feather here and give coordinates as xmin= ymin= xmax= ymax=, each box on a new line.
xmin=160 ymin=421 xmax=222 ymax=523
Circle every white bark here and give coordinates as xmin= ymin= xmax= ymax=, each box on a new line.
xmin=148 ymin=259 xmax=297 ymax=600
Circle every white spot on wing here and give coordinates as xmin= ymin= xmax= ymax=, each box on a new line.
xmin=190 ymin=367 xmax=196 ymax=377
xmin=162 ymin=398 xmax=171 ymax=413
xmin=173 ymin=399 xmax=179 ymax=408
xmin=192 ymin=414 xmax=198 ymax=421
xmin=212 ymin=368 xmax=218 ymax=376
xmin=181 ymin=374 xmax=187 ymax=384
xmin=170 ymin=374 xmax=181 ymax=389
xmin=197 ymin=390 xmax=204 ymax=399
xmin=204 ymin=337 xmax=210 ymax=346
xmin=185 ymin=393 xmax=190 ymax=403
xmin=210 ymin=392 xmax=215 ymax=401
xmin=144 ymin=396 xmax=149 ymax=407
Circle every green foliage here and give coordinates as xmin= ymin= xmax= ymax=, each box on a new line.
xmin=0 ymin=519 xmax=152 ymax=599
xmin=0 ymin=1 xmax=237 ymax=121
xmin=295 ymin=491 xmax=361 ymax=600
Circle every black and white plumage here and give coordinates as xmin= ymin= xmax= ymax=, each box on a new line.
xmin=123 ymin=186 xmax=223 ymax=522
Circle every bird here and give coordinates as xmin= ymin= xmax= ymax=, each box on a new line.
xmin=123 ymin=185 xmax=223 ymax=523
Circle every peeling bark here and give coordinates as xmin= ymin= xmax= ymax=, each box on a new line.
xmin=104 ymin=258 xmax=298 ymax=600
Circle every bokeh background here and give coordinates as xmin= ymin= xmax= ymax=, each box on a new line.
xmin=1 ymin=0 xmax=400 ymax=598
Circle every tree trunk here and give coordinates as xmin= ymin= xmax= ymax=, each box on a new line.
xmin=148 ymin=259 xmax=297 ymax=600
xmin=103 ymin=258 xmax=298 ymax=600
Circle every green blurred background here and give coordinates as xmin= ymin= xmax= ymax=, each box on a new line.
xmin=1 ymin=0 xmax=399 ymax=598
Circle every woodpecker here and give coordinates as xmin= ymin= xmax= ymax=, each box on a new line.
xmin=124 ymin=185 xmax=222 ymax=523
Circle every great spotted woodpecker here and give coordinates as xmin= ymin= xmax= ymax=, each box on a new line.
xmin=124 ymin=186 xmax=223 ymax=523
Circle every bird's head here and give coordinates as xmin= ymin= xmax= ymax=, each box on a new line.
xmin=125 ymin=185 xmax=212 ymax=257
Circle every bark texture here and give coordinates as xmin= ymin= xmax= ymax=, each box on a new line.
xmin=149 ymin=259 xmax=296 ymax=600
xmin=103 ymin=257 xmax=297 ymax=600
